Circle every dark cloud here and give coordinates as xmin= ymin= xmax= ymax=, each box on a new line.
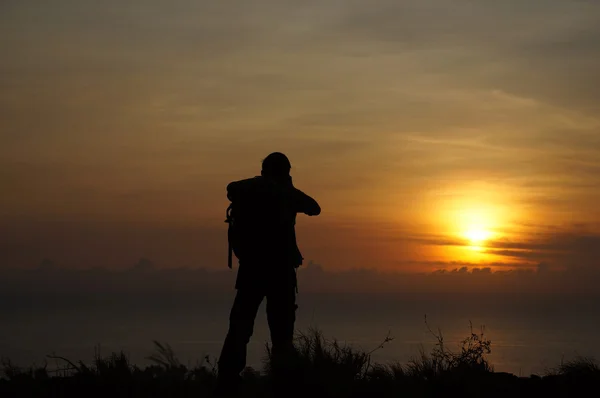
xmin=1 ymin=255 xmax=599 ymax=315
xmin=403 ymin=260 xmax=532 ymax=269
xmin=407 ymin=225 xmax=600 ymax=270
xmin=483 ymin=249 xmax=546 ymax=261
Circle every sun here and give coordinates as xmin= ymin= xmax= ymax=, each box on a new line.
xmin=464 ymin=228 xmax=492 ymax=246
xmin=456 ymin=207 xmax=496 ymax=249
xmin=433 ymin=183 xmax=514 ymax=258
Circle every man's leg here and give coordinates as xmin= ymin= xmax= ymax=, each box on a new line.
xmin=266 ymin=281 xmax=297 ymax=367
xmin=217 ymin=289 xmax=264 ymax=385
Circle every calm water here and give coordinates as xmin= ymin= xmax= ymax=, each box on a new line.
xmin=2 ymin=291 xmax=599 ymax=376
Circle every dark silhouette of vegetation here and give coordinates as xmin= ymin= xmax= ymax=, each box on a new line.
xmin=1 ymin=322 xmax=598 ymax=397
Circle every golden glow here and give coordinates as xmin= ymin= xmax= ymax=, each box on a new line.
xmin=464 ymin=228 xmax=491 ymax=245
xmin=422 ymin=181 xmax=525 ymax=266
xmin=457 ymin=208 xmax=495 ymax=250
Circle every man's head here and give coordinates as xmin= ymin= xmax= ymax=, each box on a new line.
xmin=261 ymin=152 xmax=291 ymax=180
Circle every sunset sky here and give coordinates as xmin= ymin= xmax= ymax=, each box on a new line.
xmin=1 ymin=0 xmax=599 ymax=273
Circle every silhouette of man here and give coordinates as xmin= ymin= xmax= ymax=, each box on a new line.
xmin=216 ymin=152 xmax=321 ymax=394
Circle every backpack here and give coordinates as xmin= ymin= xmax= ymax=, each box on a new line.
xmin=224 ymin=180 xmax=273 ymax=269
xmin=224 ymin=178 xmax=304 ymax=269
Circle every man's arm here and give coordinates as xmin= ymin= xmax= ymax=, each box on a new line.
xmin=293 ymin=188 xmax=321 ymax=216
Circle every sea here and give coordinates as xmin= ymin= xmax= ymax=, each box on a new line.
xmin=1 ymin=290 xmax=599 ymax=377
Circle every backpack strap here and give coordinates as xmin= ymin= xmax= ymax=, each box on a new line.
xmin=225 ymin=204 xmax=234 ymax=269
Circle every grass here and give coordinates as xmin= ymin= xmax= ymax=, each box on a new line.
xmin=1 ymin=321 xmax=598 ymax=397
